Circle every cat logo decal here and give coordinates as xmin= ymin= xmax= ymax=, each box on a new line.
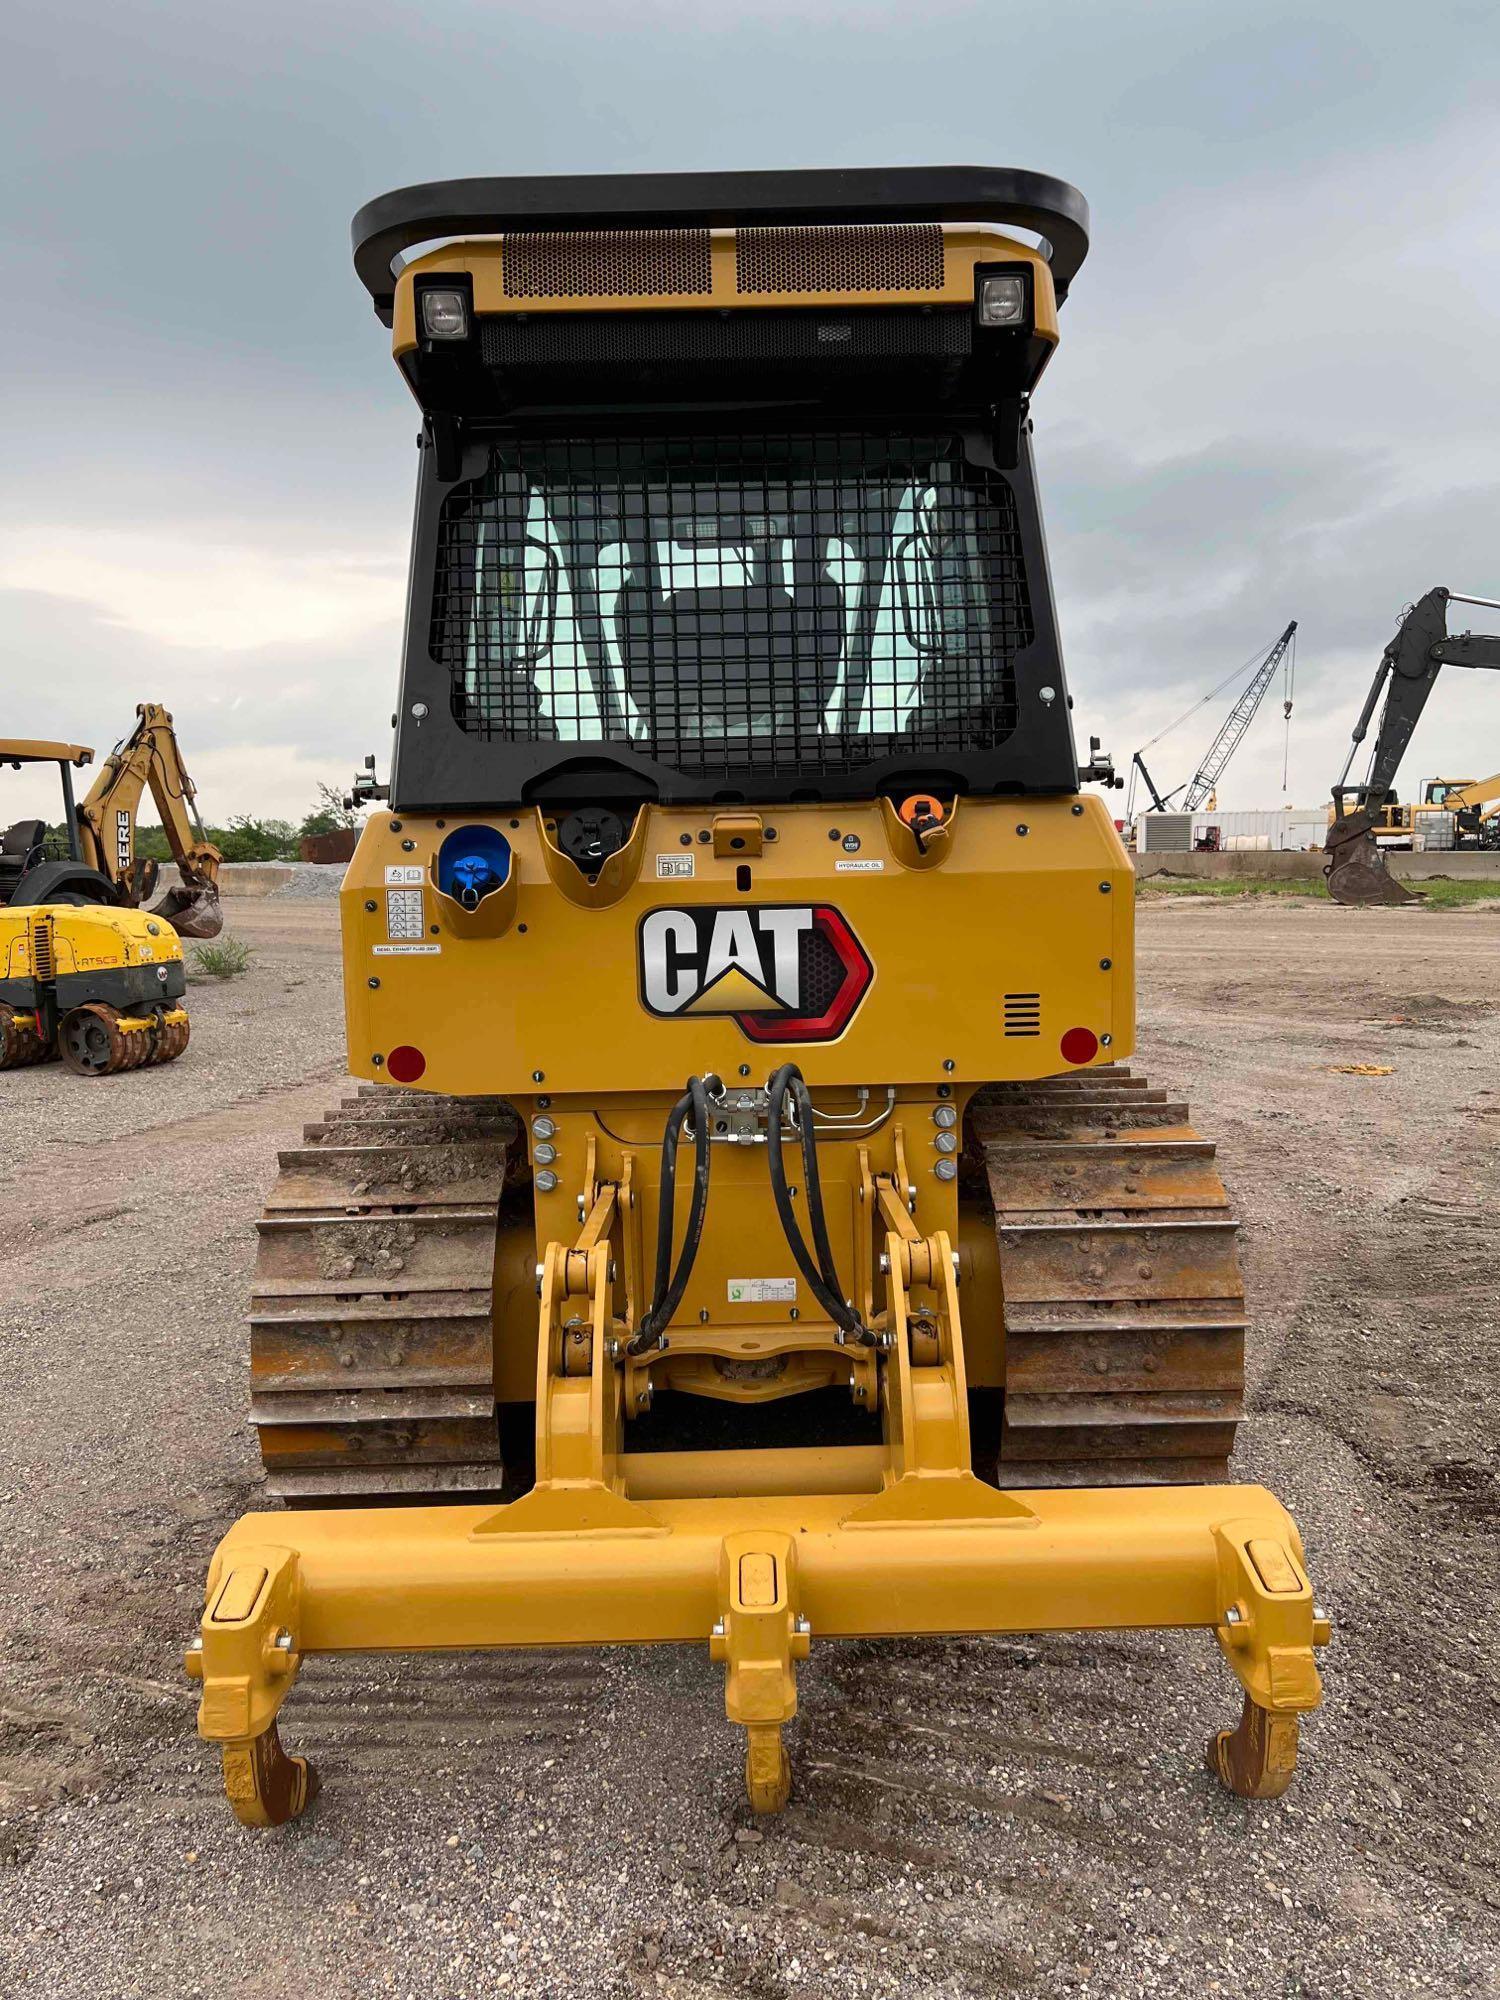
xmin=638 ymin=905 xmax=872 ymax=1043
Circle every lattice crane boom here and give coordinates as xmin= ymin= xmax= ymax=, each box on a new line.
xmin=1180 ymin=622 xmax=1297 ymax=811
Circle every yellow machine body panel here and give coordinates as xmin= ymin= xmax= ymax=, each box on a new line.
xmin=0 ymin=903 xmax=190 ymax=1074
xmin=0 ymin=901 xmax=181 ymax=983
xmin=342 ymin=796 xmax=1133 ymax=1097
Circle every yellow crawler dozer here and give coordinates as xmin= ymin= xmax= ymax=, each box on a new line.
xmin=190 ymin=168 xmax=1329 ymax=1825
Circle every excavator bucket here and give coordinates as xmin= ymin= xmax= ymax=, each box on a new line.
xmin=151 ymin=880 xmax=224 ymax=938
xmin=1324 ymin=826 xmax=1420 ymax=906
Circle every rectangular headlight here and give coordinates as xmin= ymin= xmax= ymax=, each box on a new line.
xmin=421 ymin=289 xmax=469 ymax=341
xmin=976 ymin=273 xmax=1027 ymax=328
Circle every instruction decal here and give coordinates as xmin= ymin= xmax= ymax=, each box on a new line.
xmin=728 ymin=1278 xmax=797 ymax=1304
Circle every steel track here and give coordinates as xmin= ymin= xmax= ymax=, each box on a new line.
xmin=971 ymin=1067 xmax=1246 ymax=1484
xmin=250 ymin=1087 xmax=519 ymax=1501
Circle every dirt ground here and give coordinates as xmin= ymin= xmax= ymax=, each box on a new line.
xmin=2 ymin=895 xmax=1496 ymax=2000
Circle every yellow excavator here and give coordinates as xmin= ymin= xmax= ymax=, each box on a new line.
xmin=0 ymin=703 xmax=220 ymax=1072
xmin=1326 ymin=588 xmax=1500 ymax=903
xmin=1422 ymin=774 xmax=1500 ymax=847
xmin=189 ymin=168 xmax=1329 ymax=1827
xmin=1325 ymin=774 xmax=1500 ymax=852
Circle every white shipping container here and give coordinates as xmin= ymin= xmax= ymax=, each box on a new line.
xmin=1135 ymin=808 xmax=1326 ymax=851
xmin=1183 ymin=809 xmax=1326 ymax=851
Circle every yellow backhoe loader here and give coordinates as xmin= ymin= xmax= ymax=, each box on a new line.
xmin=189 ymin=169 xmax=1329 ymax=1827
xmin=0 ymin=704 xmax=219 ymax=1072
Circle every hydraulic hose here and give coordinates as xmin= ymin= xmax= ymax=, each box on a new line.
xmin=630 ymin=1074 xmax=713 ymax=1354
xmin=649 ymin=1086 xmax=693 ymax=1313
xmin=766 ymin=1062 xmax=871 ymax=1346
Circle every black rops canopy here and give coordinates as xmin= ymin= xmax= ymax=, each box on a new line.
xmin=351 ymin=166 xmax=1090 ymax=325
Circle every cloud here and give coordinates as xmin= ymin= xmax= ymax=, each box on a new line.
xmin=0 ymin=588 xmax=393 ymax=823
xmin=3 ymin=0 xmax=1499 ymax=822
xmin=1036 ymin=102 xmax=1500 ymax=808
xmin=0 ymin=528 xmax=403 ymax=656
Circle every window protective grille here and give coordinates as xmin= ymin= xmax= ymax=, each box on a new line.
xmin=429 ymin=431 xmax=1031 ymax=779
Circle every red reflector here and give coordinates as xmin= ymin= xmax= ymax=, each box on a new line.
xmin=1059 ymin=1026 xmax=1099 ymax=1066
xmin=386 ymin=1044 xmax=426 ymax=1083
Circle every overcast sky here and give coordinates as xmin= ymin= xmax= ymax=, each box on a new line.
xmin=5 ymin=0 xmax=1499 ymax=826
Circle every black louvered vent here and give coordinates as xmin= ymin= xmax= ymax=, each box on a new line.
xmin=1003 ymin=992 xmax=1041 ymax=1037
xmin=31 ymin=915 xmax=55 ymax=983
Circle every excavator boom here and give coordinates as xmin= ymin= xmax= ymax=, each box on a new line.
xmin=1326 ymin=590 xmax=1500 ymax=904
xmin=77 ymin=704 xmax=224 ymax=937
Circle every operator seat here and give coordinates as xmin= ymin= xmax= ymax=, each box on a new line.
xmin=0 ymin=819 xmax=48 ymax=906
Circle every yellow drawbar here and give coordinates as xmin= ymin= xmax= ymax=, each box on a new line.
xmin=190 ymin=168 xmax=1329 ymax=1826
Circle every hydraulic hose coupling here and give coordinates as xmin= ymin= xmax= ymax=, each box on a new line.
xmin=765 ymin=1063 xmax=874 ymax=1349
xmin=628 ymin=1073 xmax=717 ymax=1356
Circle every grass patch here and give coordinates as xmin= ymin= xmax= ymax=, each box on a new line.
xmin=1136 ymin=872 xmax=1500 ymax=908
xmin=1405 ymin=877 xmax=1500 ymax=909
xmin=189 ymin=936 xmax=254 ymax=978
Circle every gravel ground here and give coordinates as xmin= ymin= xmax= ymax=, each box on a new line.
xmin=1 ymin=897 xmax=1496 ymax=1999
xmin=155 ymin=861 xmax=348 ymax=901
xmin=267 ymin=862 xmax=347 ymax=899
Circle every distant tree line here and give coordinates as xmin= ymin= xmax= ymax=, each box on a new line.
xmin=48 ymin=785 xmax=362 ymax=865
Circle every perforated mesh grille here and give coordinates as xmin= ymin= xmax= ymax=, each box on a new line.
xmin=799 ymin=926 xmax=848 ymax=1014
xmin=429 ymin=430 xmax=1030 ymax=781
xmin=736 ymin=225 xmax=945 ymax=296
xmin=501 ymin=229 xmax=713 ymax=299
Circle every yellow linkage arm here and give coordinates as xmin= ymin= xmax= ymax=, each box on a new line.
xmin=77 ymin=703 xmax=220 ymax=892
